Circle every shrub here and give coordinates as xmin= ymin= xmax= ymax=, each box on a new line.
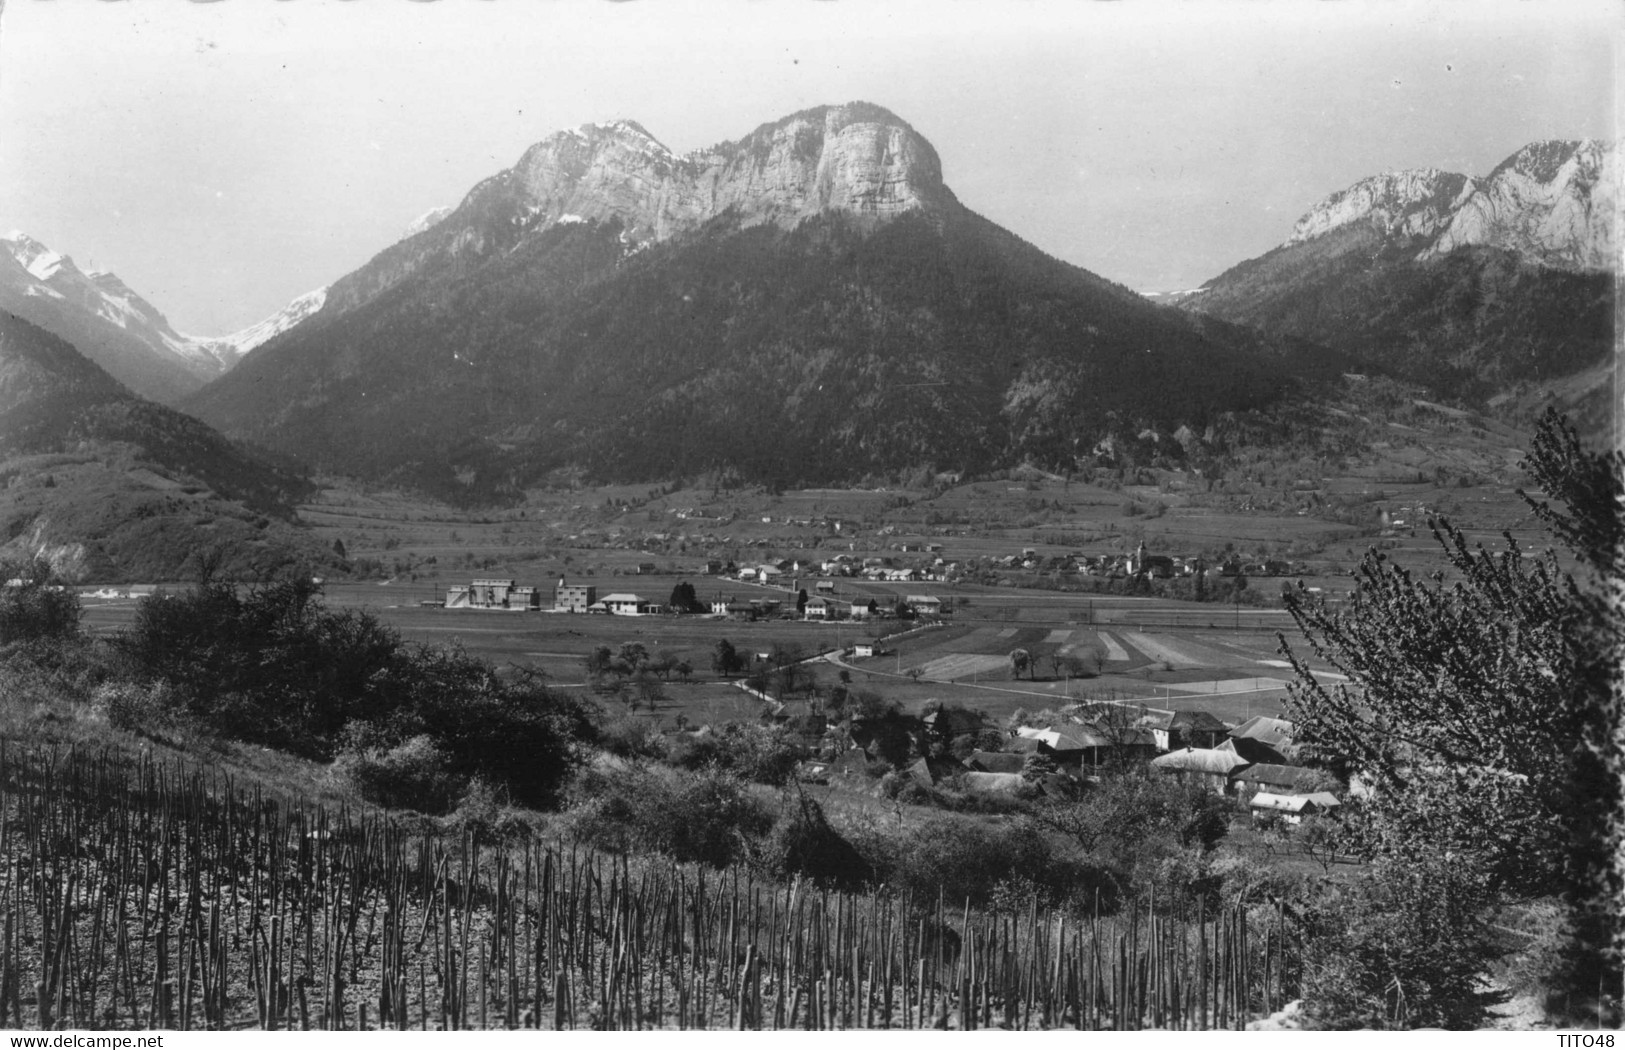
xmin=758 ymin=790 xmax=873 ymax=889
xmin=1299 ymin=855 xmax=1503 ymax=1029
xmin=94 ymin=680 xmax=183 ymax=737
xmin=862 ymin=814 xmax=1090 ymax=909
xmin=331 ymin=735 xmax=465 ymax=814
xmin=0 ymin=557 xmax=81 ymax=645
xmin=566 ymin=765 xmax=772 ymax=868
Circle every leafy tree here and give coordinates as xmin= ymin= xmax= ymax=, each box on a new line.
xmin=0 ymin=557 xmax=81 ymax=645
xmin=1280 ymin=410 xmax=1622 ymax=1021
xmin=711 ymin=637 xmax=745 ymax=677
xmin=668 ymin=580 xmax=704 ymax=613
xmin=1009 ymin=647 xmax=1031 ymax=680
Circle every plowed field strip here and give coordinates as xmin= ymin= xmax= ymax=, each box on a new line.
xmin=1120 ymin=632 xmax=1212 ymax=668
xmin=916 ymin=653 xmax=1013 ymax=680
xmin=1097 ymin=632 xmax=1130 ymax=662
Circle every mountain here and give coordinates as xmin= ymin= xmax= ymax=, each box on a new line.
xmin=0 ymin=232 xmax=324 ymax=404
xmin=1180 ymin=140 xmax=1615 ymax=402
xmin=0 ymin=311 xmax=329 ymax=582
xmin=186 ymin=102 xmax=1316 ymax=500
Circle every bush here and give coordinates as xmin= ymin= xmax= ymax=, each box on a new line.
xmin=758 ymin=790 xmax=873 ymax=889
xmin=860 ymin=814 xmax=1096 ymax=910
xmin=1299 ymin=855 xmax=1503 ymax=1029
xmin=0 ymin=558 xmax=81 ymax=645
xmin=116 ymin=577 xmax=599 ymax=808
xmin=94 ymin=680 xmax=184 ymax=738
xmin=566 ymin=765 xmax=772 ymax=868
xmin=331 ymin=734 xmax=465 ymax=814
xmin=667 ymin=723 xmax=803 ymax=786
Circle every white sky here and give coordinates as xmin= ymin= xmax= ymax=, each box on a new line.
xmin=0 ymin=0 xmax=1616 ymax=335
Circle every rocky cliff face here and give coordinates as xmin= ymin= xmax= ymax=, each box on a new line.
xmin=1424 ymin=139 xmax=1616 ymax=270
xmin=510 ymin=104 xmax=953 ymax=242
xmin=1284 ymin=169 xmax=1478 ymax=248
xmin=1180 ymin=138 xmax=1616 ymax=403
xmin=1277 ymin=139 xmax=1615 ymax=271
xmin=322 ymin=102 xmax=954 ymax=317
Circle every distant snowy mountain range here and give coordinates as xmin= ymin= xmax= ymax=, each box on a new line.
xmin=0 ymin=231 xmax=324 ymax=404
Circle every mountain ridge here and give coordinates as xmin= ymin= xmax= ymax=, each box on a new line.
xmin=0 ymin=231 xmax=324 ymax=404
xmin=186 ymin=102 xmax=1312 ymax=501
xmin=1180 ymin=138 xmax=1615 ymax=405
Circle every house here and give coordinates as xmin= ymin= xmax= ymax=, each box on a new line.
xmin=921 ymin=705 xmax=986 ymax=739
xmin=1249 ymin=791 xmax=1342 ymax=826
xmin=849 ymin=600 xmax=875 ymax=620
xmin=852 ymin=643 xmax=876 ymax=658
xmin=1149 ymin=747 xmax=1252 ymax=793
xmin=1137 ymin=709 xmax=1229 ymax=751
xmin=709 ymin=596 xmax=738 ymax=615
xmin=1227 ymin=716 xmax=1299 ymax=764
xmin=448 ymin=578 xmax=531 ymax=609
xmin=601 ymin=593 xmax=647 ymax=615
xmin=905 ymin=595 xmax=943 ymax=617
xmin=1229 ymin=762 xmax=1331 ymax=801
xmin=554 ymin=578 xmax=597 ymax=612
xmin=804 ymin=596 xmax=834 ymax=620
xmin=636 ymin=562 xmax=658 ymax=575
xmin=815 ymin=580 xmax=837 ymax=594
xmin=905 ymin=755 xmax=966 ymax=788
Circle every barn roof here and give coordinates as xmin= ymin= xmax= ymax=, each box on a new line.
xmin=1150 ymin=747 xmax=1251 ymax=776
xmin=1231 ymin=763 xmax=1326 ymax=792
xmin=1228 ymin=715 xmax=1296 ymax=746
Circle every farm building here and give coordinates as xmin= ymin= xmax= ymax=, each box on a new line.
xmin=445 ymin=578 xmax=540 ymax=610
xmin=1138 ymin=709 xmax=1230 ymax=751
xmin=1150 ymin=747 xmax=1251 ymax=793
xmin=1229 ymin=762 xmax=1331 ymax=801
xmin=1227 ymin=716 xmax=1299 ymax=764
xmin=1249 ymin=791 xmax=1342 ymax=825
xmin=905 ymin=595 xmax=943 ymax=616
xmin=804 ymin=596 xmax=835 ymax=620
xmin=600 ymin=593 xmax=650 ymax=615
xmin=553 ymin=578 xmax=597 ymax=612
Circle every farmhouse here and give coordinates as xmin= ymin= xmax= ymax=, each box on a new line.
xmin=1138 ymin=709 xmax=1229 ymax=751
xmin=553 ymin=577 xmax=597 ymax=613
xmin=1227 ymin=716 xmax=1299 ymax=764
xmin=803 ymin=596 xmax=835 ymax=620
xmin=1249 ymin=791 xmax=1342 ymax=826
xmin=1229 ymin=762 xmax=1330 ymax=801
xmin=1149 ymin=746 xmax=1251 ymax=793
xmin=600 ymin=593 xmax=649 ymax=615
xmin=905 ymin=595 xmax=943 ymax=617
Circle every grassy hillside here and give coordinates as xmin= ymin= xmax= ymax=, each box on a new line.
xmin=0 ymin=311 xmax=332 ymax=581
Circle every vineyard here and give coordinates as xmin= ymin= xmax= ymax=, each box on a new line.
xmin=1 ymin=743 xmax=1300 ymax=1031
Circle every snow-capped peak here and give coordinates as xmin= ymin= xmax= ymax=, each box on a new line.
xmin=3 ymin=230 xmax=75 ymax=282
